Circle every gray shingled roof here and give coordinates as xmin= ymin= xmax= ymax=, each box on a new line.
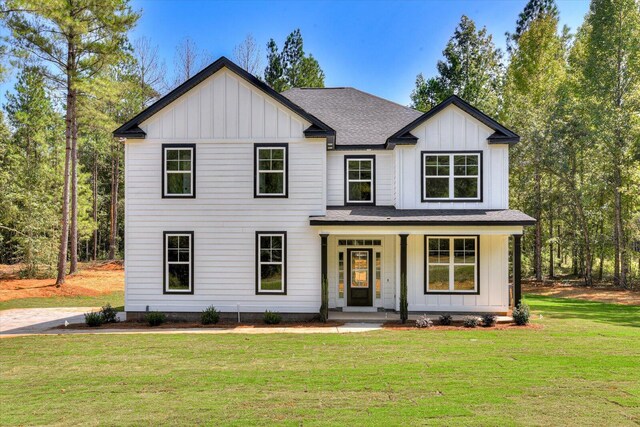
xmin=282 ymin=87 xmax=422 ymax=147
xmin=310 ymin=207 xmax=536 ymax=226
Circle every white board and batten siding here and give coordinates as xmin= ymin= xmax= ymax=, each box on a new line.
xmin=326 ymin=151 xmax=394 ymax=206
xmin=396 ymin=104 xmax=509 ymax=210
xmin=125 ymin=68 xmax=326 ymax=313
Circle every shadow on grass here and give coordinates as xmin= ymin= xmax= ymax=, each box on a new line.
xmin=525 ymin=294 xmax=640 ymax=328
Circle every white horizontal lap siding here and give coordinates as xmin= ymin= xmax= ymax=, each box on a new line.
xmin=125 ymin=140 xmax=324 ymax=313
xmin=326 ymin=151 xmax=394 ymax=206
xmin=124 ymin=67 xmax=326 ymax=313
xmin=406 ymin=234 xmax=509 ymax=312
xmin=398 ymin=105 xmax=509 ymax=209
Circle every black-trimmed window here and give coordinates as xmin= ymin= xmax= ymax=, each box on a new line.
xmin=255 ymin=144 xmax=288 ymax=197
xmin=424 ymin=236 xmax=479 ymax=294
xmin=162 ymin=144 xmax=195 ymax=198
xmin=422 ymin=152 xmax=481 ymax=201
xmin=164 ymin=231 xmax=194 ymax=294
xmin=256 ymin=231 xmax=287 ymax=294
xmin=345 ymin=155 xmax=375 ymax=205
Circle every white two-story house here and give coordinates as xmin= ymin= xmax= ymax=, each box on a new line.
xmin=114 ymin=57 xmax=534 ymax=320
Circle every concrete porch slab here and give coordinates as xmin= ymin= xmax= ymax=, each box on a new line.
xmin=329 ymin=311 xmax=513 ymax=323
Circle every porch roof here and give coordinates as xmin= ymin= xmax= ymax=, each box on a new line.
xmin=310 ymin=206 xmax=536 ymax=226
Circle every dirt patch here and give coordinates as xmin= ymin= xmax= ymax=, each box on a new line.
xmin=524 ymin=281 xmax=640 ymax=306
xmin=0 ymin=262 xmax=124 ymax=302
xmin=383 ymin=321 xmax=543 ymax=331
xmin=54 ymin=320 xmax=344 ymax=330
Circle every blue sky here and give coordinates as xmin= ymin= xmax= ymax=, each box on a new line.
xmin=127 ymin=0 xmax=590 ymax=105
xmin=1 ymin=0 xmax=590 ymax=106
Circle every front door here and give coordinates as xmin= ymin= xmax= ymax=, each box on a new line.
xmin=347 ymin=248 xmax=373 ymax=307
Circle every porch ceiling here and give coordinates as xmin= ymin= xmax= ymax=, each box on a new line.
xmin=310 ymin=206 xmax=536 ymax=226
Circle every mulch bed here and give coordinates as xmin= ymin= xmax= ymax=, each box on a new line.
xmin=383 ymin=321 xmax=543 ymax=331
xmin=55 ymin=320 xmax=344 ymax=330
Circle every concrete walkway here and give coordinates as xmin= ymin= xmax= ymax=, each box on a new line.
xmin=0 ymin=308 xmax=381 ymax=338
xmin=0 ymin=307 xmax=126 ymax=336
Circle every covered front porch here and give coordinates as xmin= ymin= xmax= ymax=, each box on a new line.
xmin=314 ymin=207 xmax=535 ymax=317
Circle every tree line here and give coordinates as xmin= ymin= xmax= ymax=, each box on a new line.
xmin=0 ymin=0 xmax=638 ymax=289
xmin=410 ymin=0 xmax=639 ymax=288
xmin=0 ymin=0 xmax=325 ymax=283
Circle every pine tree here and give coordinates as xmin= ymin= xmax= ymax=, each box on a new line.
xmin=410 ymin=15 xmax=503 ymax=115
xmin=264 ymin=29 xmax=324 ymax=92
xmin=1 ymin=67 xmax=64 ymax=275
xmin=264 ymin=39 xmax=287 ymax=92
xmin=507 ymin=0 xmax=559 ymax=52
xmin=2 ymin=0 xmax=138 ymax=284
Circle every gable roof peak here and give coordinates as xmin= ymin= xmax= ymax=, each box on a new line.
xmin=113 ymin=56 xmax=334 ymax=139
xmin=386 ymin=95 xmax=519 ymax=148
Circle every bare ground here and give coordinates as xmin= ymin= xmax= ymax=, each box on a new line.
xmin=0 ymin=262 xmax=124 ymax=302
xmin=523 ymin=279 xmax=640 ymax=306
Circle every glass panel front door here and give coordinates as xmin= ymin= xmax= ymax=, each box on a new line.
xmin=347 ymin=249 xmax=372 ymax=306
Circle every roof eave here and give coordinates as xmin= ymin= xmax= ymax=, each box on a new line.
xmin=113 ymin=125 xmax=146 ymax=139
xmin=385 ymin=132 xmax=418 ymax=149
xmin=488 ymin=132 xmax=520 ymax=144
xmin=310 ymin=219 xmax=537 ymax=226
xmin=303 ymin=125 xmax=335 ymax=138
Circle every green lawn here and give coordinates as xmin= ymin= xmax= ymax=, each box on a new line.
xmin=0 ymin=291 xmax=124 ymax=311
xmin=1 ymin=295 xmax=639 ymax=426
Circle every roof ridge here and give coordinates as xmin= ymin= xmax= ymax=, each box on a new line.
xmin=286 ymin=87 xmax=421 ymax=114
xmin=346 ymin=87 xmax=420 ymax=114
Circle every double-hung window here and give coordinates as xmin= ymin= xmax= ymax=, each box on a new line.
xmin=255 ymin=144 xmax=288 ymax=197
xmin=164 ymin=231 xmax=194 ymax=294
xmin=422 ymin=152 xmax=481 ymax=201
xmin=256 ymin=232 xmax=286 ymax=294
xmin=425 ymin=236 xmax=478 ymax=294
xmin=163 ymin=144 xmax=195 ymax=198
xmin=345 ymin=156 xmax=375 ymax=205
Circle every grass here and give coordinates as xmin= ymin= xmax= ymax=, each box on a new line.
xmin=1 ymin=295 xmax=639 ymax=426
xmin=0 ymin=291 xmax=124 ymax=311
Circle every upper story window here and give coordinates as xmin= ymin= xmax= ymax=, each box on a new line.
xmin=163 ymin=144 xmax=195 ymax=198
xmin=255 ymin=144 xmax=288 ymax=198
xmin=345 ymin=156 xmax=375 ymax=205
xmin=164 ymin=231 xmax=194 ymax=294
xmin=422 ymin=152 xmax=481 ymax=202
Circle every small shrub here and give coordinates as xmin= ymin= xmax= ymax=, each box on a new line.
xmin=145 ymin=311 xmax=167 ymax=326
xmin=481 ymin=314 xmax=497 ymax=327
xmin=263 ymin=310 xmax=282 ymax=325
xmin=513 ymin=303 xmax=530 ymax=326
xmin=201 ymin=306 xmax=220 ymax=325
xmin=463 ymin=316 xmax=480 ymax=328
xmin=439 ymin=314 xmax=453 ymax=326
xmin=84 ymin=311 xmax=103 ymax=327
xmin=415 ymin=315 xmax=433 ymax=328
xmin=100 ymin=303 xmax=119 ymax=324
